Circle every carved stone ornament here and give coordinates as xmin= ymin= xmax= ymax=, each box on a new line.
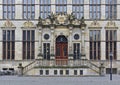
xmin=105 ymin=21 xmax=117 ymax=28
xmin=23 ymin=20 xmax=35 ymax=28
xmin=2 ymin=19 xmax=15 ymax=28
xmin=89 ymin=20 xmax=100 ymax=28
xmin=37 ymin=13 xmax=82 ymax=27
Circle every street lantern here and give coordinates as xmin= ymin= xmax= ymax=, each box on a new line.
xmin=109 ymin=52 xmax=113 ymax=81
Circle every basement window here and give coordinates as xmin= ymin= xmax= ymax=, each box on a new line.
xmin=40 ymin=70 xmax=43 ymax=75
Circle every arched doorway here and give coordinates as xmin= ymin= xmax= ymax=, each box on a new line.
xmin=56 ymin=35 xmax=68 ymax=65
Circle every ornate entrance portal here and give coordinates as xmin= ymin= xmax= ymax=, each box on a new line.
xmin=56 ymin=35 xmax=68 ymax=65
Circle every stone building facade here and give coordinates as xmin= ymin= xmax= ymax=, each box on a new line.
xmin=0 ymin=0 xmax=120 ymax=76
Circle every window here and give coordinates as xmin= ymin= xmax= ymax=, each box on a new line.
xmin=3 ymin=30 xmax=15 ymax=60
xmin=89 ymin=0 xmax=101 ymax=19
xmin=40 ymin=0 xmax=51 ymax=19
xmin=54 ymin=70 xmax=57 ymax=75
xmin=66 ymin=70 xmax=69 ymax=75
xmin=22 ymin=30 xmax=35 ymax=60
xmin=3 ymin=0 xmax=15 ymax=19
xmin=73 ymin=43 xmax=80 ymax=59
xmin=23 ymin=0 xmax=35 ymax=19
xmin=60 ymin=70 xmax=63 ymax=75
xmin=89 ymin=30 xmax=101 ymax=60
xmin=106 ymin=68 xmax=117 ymax=74
xmin=106 ymin=30 xmax=117 ymax=60
xmin=46 ymin=70 xmax=49 ymax=75
xmin=105 ymin=0 xmax=117 ymax=19
xmin=80 ymin=70 xmax=83 ymax=75
xmin=56 ymin=0 xmax=67 ymax=14
xmin=43 ymin=43 xmax=50 ymax=60
xmin=74 ymin=70 xmax=77 ymax=75
xmin=72 ymin=0 xmax=84 ymax=19
xmin=40 ymin=70 xmax=43 ymax=75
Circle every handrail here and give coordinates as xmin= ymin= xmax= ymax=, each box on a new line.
xmin=23 ymin=60 xmax=36 ymax=74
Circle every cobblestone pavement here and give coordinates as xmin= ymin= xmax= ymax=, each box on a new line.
xmin=0 ymin=75 xmax=120 ymax=85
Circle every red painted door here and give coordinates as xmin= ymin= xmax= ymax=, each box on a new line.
xmin=56 ymin=42 xmax=68 ymax=65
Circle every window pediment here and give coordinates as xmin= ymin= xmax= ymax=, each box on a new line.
xmin=1 ymin=19 xmax=15 ymax=28
xmin=105 ymin=21 xmax=117 ymax=28
xmin=22 ymin=21 xmax=35 ymax=28
xmin=89 ymin=21 xmax=101 ymax=28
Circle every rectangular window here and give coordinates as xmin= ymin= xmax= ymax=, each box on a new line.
xmin=46 ymin=70 xmax=49 ymax=75
xmin=106 ymin=68 xmax=117 ymax=74
xmin=60 ymin=70 xmax=63 ymax=75
xmin=89 ymin=0 xmax=101 ymax=19
xmin=40 ymin=0 xmax=51 ymax=19
xmin=105 ymin=0 xmax=117 ymax=19
xmin=80 ymin=70 xmax=83 ymax=75
xmin=89 ymin=30 xmax=101 ymax=60
xmin=74 ymin=70 xmax=77 ymax=75
xmin=73 ymin=43 xmax=80 ymax=60
xmin=66 ymin=70 xmax=69 ymax=75
xmin=54 ymin=70 xmax=57 ymax=75
xmin=106 ymin=30 xmax=117 ymax=60
xmin=2 ymin=30 xmax=15 ymax=60
xmin=3 ymin=0 xmax=15 ymax=19
xmin=23 ymin=0 xmax=35 ymax=19
xmin=22 ymin=30 xmax=35 ymax=60
xmin=72 ymin=0 xmax=84 ymax=19
xmin=56 ymin=0 xmax=67 ymax=14
xmin=43 ymin=43 xmax=50 ymax=60
xmin=40 ymin=70 xmax=43 ymax=75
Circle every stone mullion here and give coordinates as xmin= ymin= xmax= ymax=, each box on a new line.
xmin=112 ymin=30 xmax=114 ymax=60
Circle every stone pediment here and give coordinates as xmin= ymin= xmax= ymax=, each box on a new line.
xmin=23 ymin=21 xmax=35 ymax=28
xmin=2 ymin=19 xmax=15 ymax=28
xmin=89 ymin=21 xmax=101 ymax=28
xmin=105 ymin=21 xmax=117 ymax=28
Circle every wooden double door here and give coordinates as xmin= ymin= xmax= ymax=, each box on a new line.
xmin=56 ymin=35 xmax=68 ymax=65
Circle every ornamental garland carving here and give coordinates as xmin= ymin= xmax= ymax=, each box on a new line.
xmin=23 ymin=20 xmax=35 ymax=28
xmin=105 ymin=21 xmax=117 ymax=28
xmin=37 ymin=13 xmax=86 ymax=27
xmin=2 ymin=19 xmax=15 ymax=28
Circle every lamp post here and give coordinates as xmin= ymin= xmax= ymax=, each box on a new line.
xmin=109 ymin=52 xmax=113 ymax=81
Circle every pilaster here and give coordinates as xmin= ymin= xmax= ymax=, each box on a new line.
xmin=50 ymin=26 xmax=55 ymax=59
xmin=68 ymin=26 xmax=73 ymax=59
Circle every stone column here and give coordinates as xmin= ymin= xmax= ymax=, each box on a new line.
xmin=68 ymin=26 xmax=73 ymax=59
xmin=50 ymin=26 xmax=55 ymax=59
xmin=80 ymin=17 xmax=86 ymax=59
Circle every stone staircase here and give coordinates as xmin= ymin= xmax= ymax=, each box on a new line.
xmin=22 ymin=59 xmax=101 ymax=76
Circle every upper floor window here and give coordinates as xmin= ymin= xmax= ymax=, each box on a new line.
xmin=3 ymin=0 xmax=15 ymax=19
xmin=105 ymin=0 xmax=117 ymax=19
xmin=56 ymin=0 xmax=67 ymax=14
xmin=23 ymin=0 xmax=35 ymax=19
xmin=40 ymin=0 xmax=51 ymax=19
xmin=89 ymin=0 xmax=101 ymax=19
xmin=72 ymin=0 xmax=84 ymax=19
